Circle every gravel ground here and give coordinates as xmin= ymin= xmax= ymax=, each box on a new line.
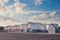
xmin=0 ymin=32 xmax=60 ymax=40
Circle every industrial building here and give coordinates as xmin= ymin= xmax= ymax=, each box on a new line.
xmin=27 ymin=22 xmax=48 ymax=32
xmin=20 ymin=24 xmax=28 ymax=32
xmin=4 ymin=25 xmax=21 ymax=32
xmin=3 ymin=22 xmax=59 ymax=33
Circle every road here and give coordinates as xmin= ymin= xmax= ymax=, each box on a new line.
xmin=0 ymin=32 xmax=60 ymax=40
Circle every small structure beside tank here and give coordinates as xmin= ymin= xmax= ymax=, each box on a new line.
xmin=0 ymin=27 xmax=4 ymax=32
xmin=47 ymin=24 xmax=58 ymax=34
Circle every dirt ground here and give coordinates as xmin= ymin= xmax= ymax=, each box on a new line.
xmin=0 ymin=32 xmax=60 ymax=40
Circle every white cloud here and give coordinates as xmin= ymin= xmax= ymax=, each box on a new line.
xmin=34 ymin=0 xmax=43 ymax=6
xmin=0 ymin=0 xmax=46 ymax=16
xmin=0 ymin=6 xmax=5 ymax=15
xmin=0 ymin=19 xmax=21 ymax=26
xmin=0 ymin=0 xmax=9 ymax=4
xmin=0 ymin=0 xmax=27 ymax=16
xmin=0 ymin=0 xmax=9 ymax=6
xmin=0 ymin=0 xmax=60 ymax=26
xmin=14 ymin=0 xmax=44 ymax=14
xmin=49 ymin=11 xmax=56 ymax=17
xmin=0 ymin=0 xmax=29 ymax=26
xmin=0 ymin=15 xmax=22 ymax=26
xmin=0 ymin=0 xmax=10 ymax=15
xmin=13 ymin=0 xmax=30 ymax=14
xmin=14 ymin=2 xmax=27 ymax=14
xmin=29 ymin=11 xmax=60 ymax=24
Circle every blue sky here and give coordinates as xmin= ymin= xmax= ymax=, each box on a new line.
xmin=0 ymin=0 xmax=60 ymax=26
xmin=19 ymin=0 xmax=60 ymax=11
xmin=6 ymin=0 xmax=60 ymax=11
